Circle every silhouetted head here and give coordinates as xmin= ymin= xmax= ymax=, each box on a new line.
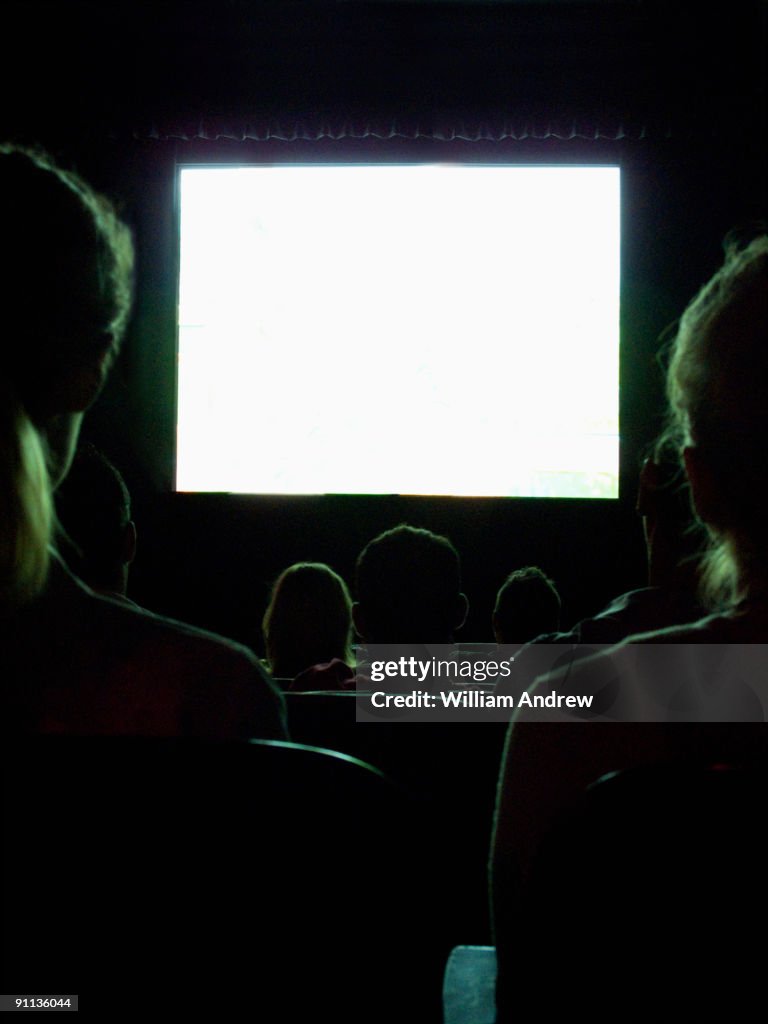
xmin=493 ymin=566 xmax=561 ymax=646
xmin=353 ymin=523 xmax=467 ymax=642
xmin=55 ymin=443 xmax=136 ymax=597
xmin=262 ymin=562 xmax=354 ymax=679
xmin=0 ymin=144 xmax=133 ymax=607
xmin=662 ymin=234 xmax=768 ymax=606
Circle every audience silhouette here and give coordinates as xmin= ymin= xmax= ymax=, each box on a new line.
xmin=55 ymin=442 xmax=138 ymax=604
xmin=0 ymin=144 xmax=284 ymax=738
xmin=353 ymin=523 xmax=468 ymax=644
xmin=501 ymin=452 xmax=706 ymax=682
xmin=262 ymin=561 xmax=354 ymax=688
xmin=491 ymin=233 xmax=768 ymax=1021
xmin=4 ymin=137 xmax=763 ymax=1023
xmin=492 ymin=565 xmax=561 ymax=650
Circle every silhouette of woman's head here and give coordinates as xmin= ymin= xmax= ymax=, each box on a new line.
xmin=262 ymin=562 xmax=354 ymax=679
xmin=0 ymin=144 xmax=133 ymax=606
xmin=664 ymin=235 xmax=768 ymax=606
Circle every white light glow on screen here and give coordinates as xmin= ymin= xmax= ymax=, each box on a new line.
xmin=177 ymin=164 xmax=620 ymax=497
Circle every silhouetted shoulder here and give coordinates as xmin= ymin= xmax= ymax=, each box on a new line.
xmin=625 ymin=606 xmax=768 ymax=644
xmin=2 ymin=556 xmax=287 ymax=739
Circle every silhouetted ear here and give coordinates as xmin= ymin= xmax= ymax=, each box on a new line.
xmin=683 ymin=446 xmax=720 ymax=526
xmin=455 ymin=592 xmax=469 ymax=631
xmin=352 ymin=602 xmax=368 ymax=641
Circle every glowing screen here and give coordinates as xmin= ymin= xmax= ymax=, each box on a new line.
xmin=177 ymin=165 xmax=620 ymax=496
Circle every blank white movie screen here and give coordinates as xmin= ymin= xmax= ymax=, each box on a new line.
xmin=177 ymin=164 xmax=620 ymax=497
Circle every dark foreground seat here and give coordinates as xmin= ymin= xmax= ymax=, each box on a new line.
xmin=285 ymin=691 xmax=508 ymax=945
xmin=495 ymin=764 xmax=768 ymax=1023
xmin=1 ymin=736 xmax=445 ymax=1021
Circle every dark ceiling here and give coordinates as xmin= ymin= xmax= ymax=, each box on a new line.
xmin=3 ymin=1 xmax=765 ymax=141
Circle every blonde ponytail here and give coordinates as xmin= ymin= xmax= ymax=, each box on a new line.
xmin=0 ymin=383 xmax=52 ymax=607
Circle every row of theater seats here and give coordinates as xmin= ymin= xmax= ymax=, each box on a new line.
xmin=284 ymin=690 xmax=509 ymax=944
xmin=452 ymin=764 xmax=768 ymax=1024
xmin=9 ymin=723 xmax=766 ymax=1021
xmin=2 ymin=732 xmax=494 ymax=1022
xmin=505 ymin=763 xmax=768 ymax=1022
